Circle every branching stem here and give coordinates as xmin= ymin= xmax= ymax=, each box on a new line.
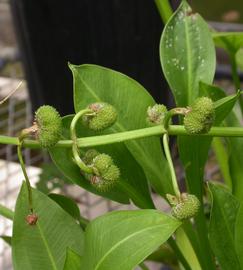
xmin=70 ymin=109 xmax=94 ymax=173
xmin=1 ymin=125 xmax=243 ymax=150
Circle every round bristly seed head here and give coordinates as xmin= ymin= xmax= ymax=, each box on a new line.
xmin=147 ymin=104 xmax=168 ymax=125
xmin=93 ymin=154 xmax=113 ymax=175
xmin=90 ymin=165 xmax=120 ymax=192
xmin=184 ymin=97 xmax=215 ymax=134
xmin=84 ymin=152 xmax=120 ymax=192
xmin=171 ymin=193 xmax=200 ymax=220
xmin=82 ymin=102 xmax=117 ymax=131
xmin=35 ymin=105 xmax=62 ymax=148
xmin=83 ymin=149 xmax=100 ymax=165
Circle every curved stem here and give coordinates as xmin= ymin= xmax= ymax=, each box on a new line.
xmin=163 ymin=108 xmax=190 ymax=129
xmin=70 ymin=109 xmax=94 ymax=173
xmin=163 ymin=133 xmax=180 ymax=197
xmin=17 ymin=140 xmax=33 ymax=213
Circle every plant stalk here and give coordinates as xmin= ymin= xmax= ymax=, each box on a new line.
xmin=17 ymin=141 xmax=33 ymax=213
xmin=0 ymin=204 xmax=14 ymax=220
xmin=163 ymin=133 xmax=180 ymax=197
xmin=154 ymin=0 xmax=173 ymax=24
xmin=2 ymin=126 xmax=243 ymax=150
xmin=70 ymin=109 xmax=94 ymax=173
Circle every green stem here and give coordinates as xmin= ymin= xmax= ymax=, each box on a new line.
xmin=167 ymin=238 xmax=192 ymax=270
xmin=154 ymin=0 xmax=173 ymax=24
xmin=163 ymin=133 xmax=180 ymax=197
xmin=17 ymin=141 xmax=33 ymax=213
xmin=70 ymin=109 xmax=94 ymax=173
xmin=0 ymin=203 xmax=14 ymax=220
xmin=2 ymin=126 xmax=243 ymax=150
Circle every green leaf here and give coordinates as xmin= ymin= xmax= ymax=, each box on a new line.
xmin=69 ymin=63 xmax=174 ymax=197
xmin=178 ymin=83 xmax=238 ymax=270
xmin=199 ymin=82 xmax=240 ymax=124
xmin=12 ymin=182 xmax=84 ymax=270
xmin=179 ymin=84 xmax=239 ymax=196
xmin=36 ymin=163 xmax=70 ymax=194
xmin=235 ymin=204 xmax=243 ymax=269
xmin=50 ymin=116 xmax=129 ymax=205
xmin=236 ymin=48 xmax=243 ymax=70
xmin=213 ymin=32 xmax=243 ymax=54
xmin=48 ymin=193 xmax=81 ymax=221
xmin=160 ymin=0 xmax=216 ymax=107
xmin=225 ymin=113 xmax=243 ymax=200
xmin=200 ymin=82 xmax=243 ymax=199
xmin=146 ymin=244 xmax=177 ymax=266
xmin=63 ymin=248 xmax=82 ymax=270
xmin=81 ymin=210 xmax=181 ymax=270
xmin=50 ymin=116 xmax=155 ymax=209
xmin=0 ymin=235 xmax=11 ymax=246
xmin=208 ymin=183 xmax=241 ymax=270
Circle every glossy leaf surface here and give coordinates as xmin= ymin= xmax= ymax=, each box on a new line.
xmin=48 ymin=193 xmax=81 ymax=221
xmin=209 ymin=183 xmax=241 ymax=270
xmin=63 ymin=248 xmax=82 ymax=270
xmin=50 ymin=116 xmax=155 ymax=209
xmin=81 ymin=210 xmax=181 ymax=270
xmin=70 ymin=63 xmax=174 ymax=197
xmin=160 ymin=0 xmax=216 ymax=106
xmin=213 ymin=32 xmax=243 ymax=54
xmin=12 ymin=183 xmax=84 ymax=270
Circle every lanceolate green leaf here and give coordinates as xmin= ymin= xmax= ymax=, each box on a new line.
xmin=48 ymin=193 xmax=81 ymax=221
xmin=50 ymin=116 xmax=155 ymax=209
xmin=199 ymin=82 xmax=243 ymax=199
xmin=179 ymin=84 xmax=239 ymax=197
xmin=12 ymin=182 xmax=84 ymax=270
xmin=213 ymin=32 xmax=243 ymax=54
xmin=70 ymin=63 xmax=174 ymax=197
xmin=63 ymin=248 xmax=82 ymax=270
xmin=80 ymin=210 xmax=181 ymax=270
xmin=208 ymin=183 xmax=241 ymax=270
xmin=160 ymin=0 xmax=216 ymax=107
xmin=178 ymin=84 xmax=239 ymax=270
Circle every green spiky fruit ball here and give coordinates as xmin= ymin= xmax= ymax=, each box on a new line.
xmin=147 ymin=104 xmax=168 ymax=125
xmin=82 ymin=102 xmax=117 ymax=131
xmin=168 ymin=193 xmax=200 ymax=220
xmin=83 ymin=151 xmax=120 ymax=192
xmin=184 ymin=97 xmax=215 ymax=134
xmin=35 ymin=105 xmax=62 ymax=148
